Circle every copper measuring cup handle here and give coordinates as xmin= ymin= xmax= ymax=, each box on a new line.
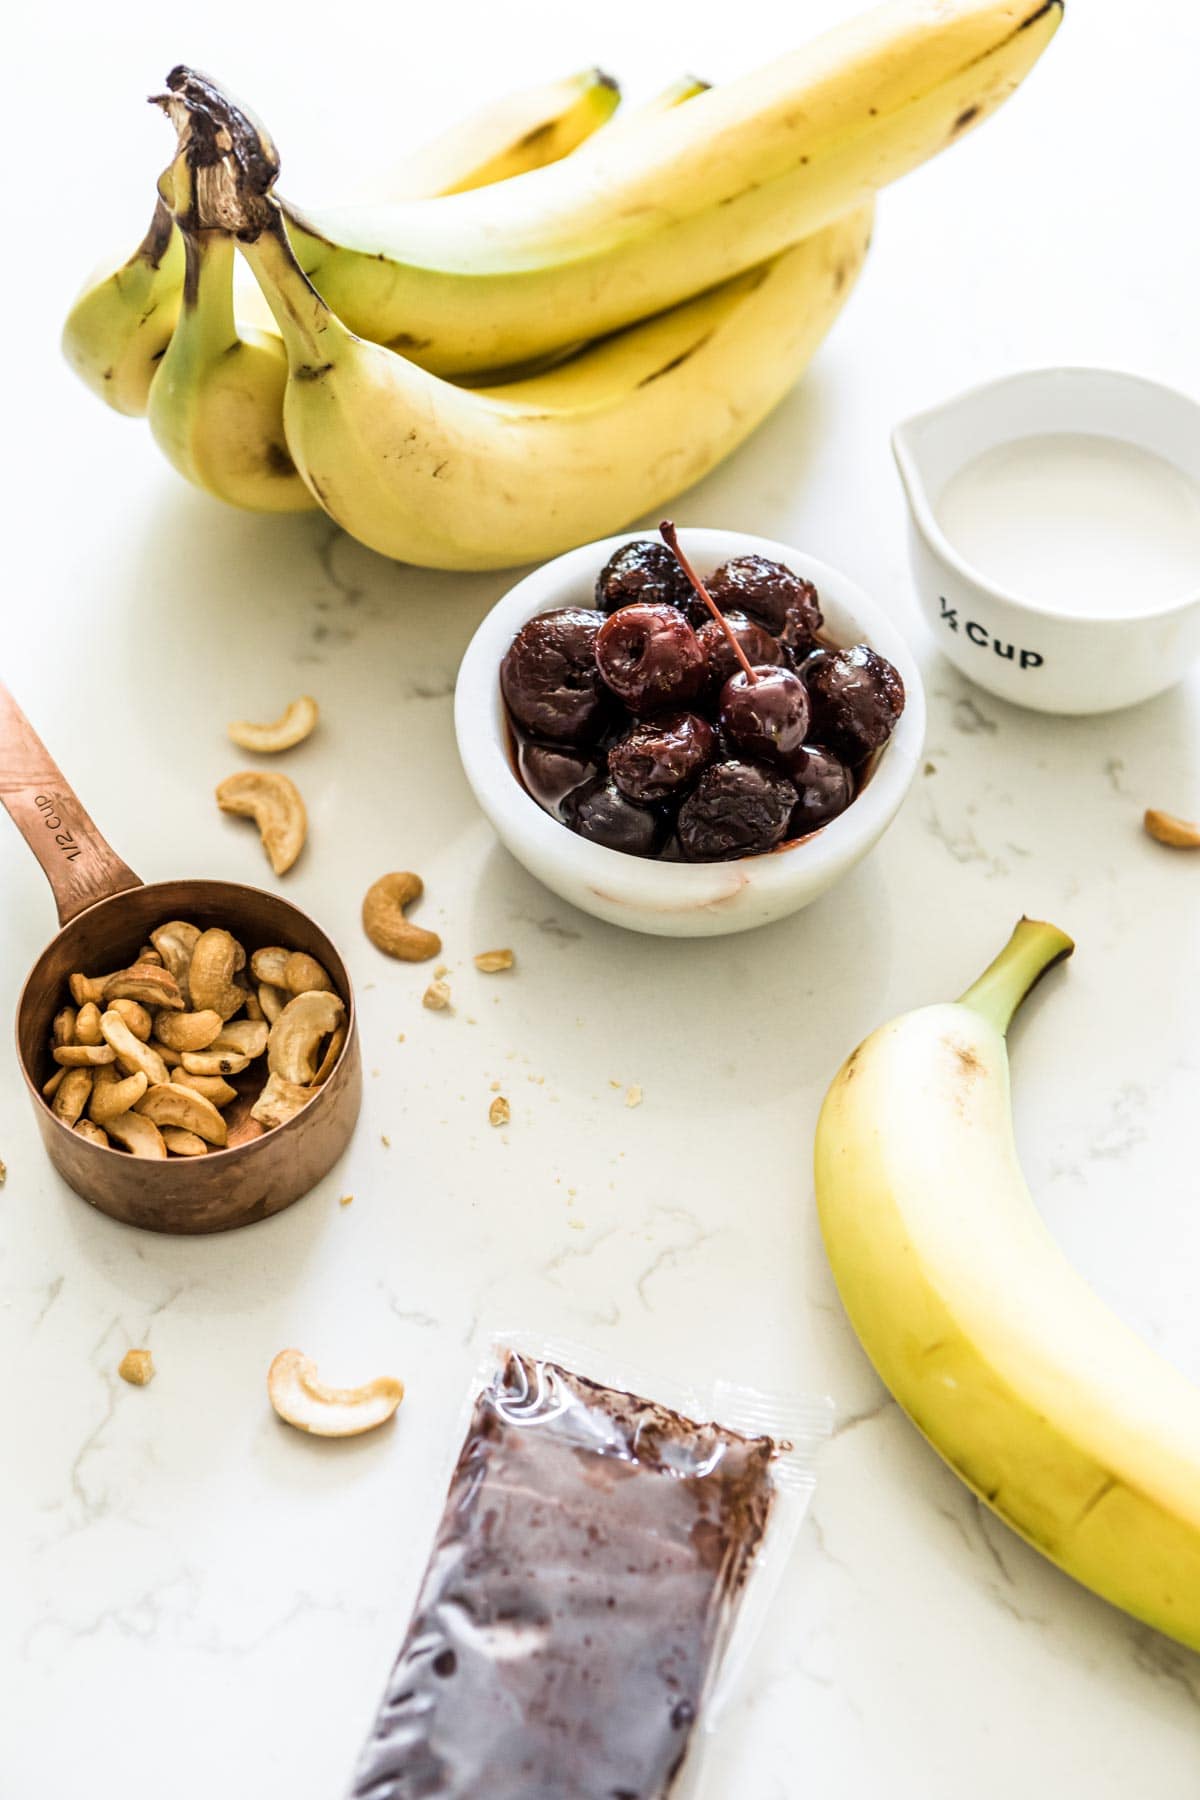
xmin=0 ymin=680 xmax=142 ymax=926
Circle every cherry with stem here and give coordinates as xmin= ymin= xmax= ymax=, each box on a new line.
xmin=659 ymin=520 xmax=759 ymax=685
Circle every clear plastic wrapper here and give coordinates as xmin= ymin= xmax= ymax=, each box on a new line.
xmin=348 ymin=1334 xmax=831 ymax=1799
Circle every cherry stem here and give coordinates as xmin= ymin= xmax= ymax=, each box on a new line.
xmin=659 ymin=521 xmax=759 ymax=683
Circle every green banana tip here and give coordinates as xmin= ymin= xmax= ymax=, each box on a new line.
xmin=960 ymin=916 xmax=1074 ymax=1036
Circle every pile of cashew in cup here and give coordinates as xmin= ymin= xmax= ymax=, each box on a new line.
xmin=42 ymin=922 xmax=346 ymax=1157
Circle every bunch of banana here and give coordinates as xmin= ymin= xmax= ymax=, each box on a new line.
xmin=66 ymin=0 xmax=1061 ymax=565
xmin=816 ymin=919 xmax=1200 ymax=1652
xmin=63 ymin=65 xmax=625 ymax=418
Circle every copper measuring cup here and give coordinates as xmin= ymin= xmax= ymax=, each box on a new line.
xmin=1 ymin=681 xmax=361 ymax=1233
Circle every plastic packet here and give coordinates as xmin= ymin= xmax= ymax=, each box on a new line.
xmin=347 ymin=1332 xmax=831 ymax=1799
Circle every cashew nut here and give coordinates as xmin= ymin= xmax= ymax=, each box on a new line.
xmin=100 ymin=1011 xmax=170 ymax=1086
xmin=135 ymin=1082 xmax=228 ymax=1146
xmin=107 ymin=998 xmax=153 ymax=1042
xmin=51 ymin=1068 xmax=93 ymax=1125
xmin=69 ymin=972 xmax=109 ymax=1007
xmin=267 ymin=991 xmax=346 ymax=1085
xmin=53 ymin=1044 xmax=117 ymax=1068
xmin=181 ymin=1048 xmax=252 ymax=1077
xmin=150 ymin=921 xmax=201 ymax=1003
xmin=1145 ymin=807 xmax=1200 ymax=848
xmin=150 ymin=1038 xmax=184 ymax=1068
xmin=74 ymin=1001 xmax=104 ymax=1046
xmin=257 ymin=981 xmax=287 ymax=1023
xmin=188 ymin=929 xmax=249 ymax=1021
xmin=251 ymin=1072 xmax=317 ymax=1129
xmin=52 ymin=1006 xmax=78 ymax=1048
xmin=102 ymin=963 xmax=185 ymax=1011
xmin=89 ymin=1066 xmax=150 ymax=1125
xmin=171 ymin=1069 xmax=238 ymax=1108
xmin=362 ymin=872 xmax=442 ymax=962
xmin=312 ymin=1025 xmax=347 ymax=1086
xmin=212 ymin=1018 xmax=269 ymax=1059
xmin=282 ymin=951 xmax=333 ymax=996
xmin=250 ymin=946 xmax=289 ymax=985
xmin=106 ymin=1112 xmax=167 ymax=1159
xmin=42 ymin=1067 xmax=66 ymax=1100
xmin=267 ymin=1349 xmax=404 ymax=1438
xmin=227 ymin=694 xmax=318 ymax=755
xmin=74 ymin=1119 xmax=110 ymax=1148
xmin=242 ymin=988 xmax=266 ymax=1023
xmin=153 ymin=1009 xmax=225 ymax=1053
xmin=216 ymin=770 xmax=307 ymax=876
xmin=136 ymin=945 xmax=164 ymax=967
xmin=161 ymin=1127 xmax=208 ymax=1157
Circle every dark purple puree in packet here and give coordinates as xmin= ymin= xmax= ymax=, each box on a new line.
xmin=349 ymin=1350 xmax=783 ymax=1799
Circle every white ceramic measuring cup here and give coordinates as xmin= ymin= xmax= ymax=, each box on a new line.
xmin=893 ymin=368 xmax=1200 ymax=714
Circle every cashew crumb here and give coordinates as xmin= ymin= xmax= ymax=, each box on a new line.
xmin=475 ymin=949 xmax=514 ymax=973
xmin=381 ymin=1135 xmax=391 ymax=1148
xmin=339 ymin=1193 xmax=354 ymax=1207
xmin=434 ymin=964 xmax=449 ymax=978
xmin=423 ymin=979 xmax=452 ymax=1011
xmin=397 ymin=1033 xmax=406 ymax=1043
xmin=0 ymin=1160 xmax=6 ymax=1185
xmin=569 ymin=1219 xmax=585 ymax=1231
xmin=609 ymin=1079 xmax=622 ymax=1089
xmin=625 ymin=1085 xmax=643 ymax=1108
xmin=119 ymin=1348 xmax=155 ymax=1386
xmin=490 ymin=1080 xmax=502 ymax=1092
xmin=489 ymin=1096 xmax=511 ymax=1127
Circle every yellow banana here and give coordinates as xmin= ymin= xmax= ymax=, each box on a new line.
xmin=147 ymin=227 xmax=311 ymax=512
xmin=62 ymin=199 xmax=184 ymax=417
xmin=172 ymin=0 xmax=1061 ymax=375
xmin=146 ymin=75 xmax=712 ymax=510
xmin=815 ymin=919 xmax=1200 ymax=1653
xmin=63 ymin=66 xmax=621 ymax=418
xmin=230 ymin=198 xmax=872 ymax=566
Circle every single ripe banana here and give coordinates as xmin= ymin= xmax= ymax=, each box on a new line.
xmin=147 ymin=224 xmax=312 ymax=512
xmin=230 ymin=195 xmax=872 ymax=566
xmin=62 ymin=199 xmax=184 ymax=417
xmin=815 ymin=919 xmax=1200 ymax=1653
xmin=62 ymin=66 xmax=621 ymax=419
xmin=166 ymin=0 xmax=1061 ymax=377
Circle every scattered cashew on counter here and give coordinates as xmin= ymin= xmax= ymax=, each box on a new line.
xmin=362 ymin=871 xmax=442 ymax=962
xmin=216 ymin=771 xmax=308 ymax=875
xmin=1145 ymin=807 xmax=1200 ymax=848
xmin=267 ymin=1349 xmax=404 ymax=1437
xmin=227 ymin=695 xmax=319 ymax=755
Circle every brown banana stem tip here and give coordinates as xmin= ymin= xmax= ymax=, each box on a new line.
xmin=149 ymin=65 xmax=279 ymax=236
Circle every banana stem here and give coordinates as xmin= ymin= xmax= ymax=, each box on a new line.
xmin=239 ymin=217 xmax=338 ymax=366
xmin=959 ymin=917 xmax=1075 ymax=1036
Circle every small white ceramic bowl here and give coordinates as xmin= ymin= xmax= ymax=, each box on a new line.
xmin=893 ymin=367 xmax=1200 ymax=715
xmin=454 ymin=528 xmax=925 ymax=938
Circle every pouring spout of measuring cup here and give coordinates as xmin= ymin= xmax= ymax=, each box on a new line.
xmin=0 ymin=680 xmax=142 ymax=926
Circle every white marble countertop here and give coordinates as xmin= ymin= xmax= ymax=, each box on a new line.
xmin=4 ymin=1 xmax=1199 ymax=1793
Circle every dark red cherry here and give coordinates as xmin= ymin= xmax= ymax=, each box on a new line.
xmin=595 ymin=604 xmax=705 ymax=715
xmin=704 ymin=555 xmax=823 ymax=634
xmin=785 ymin=745 xmax=854 ymax=834
xmin=595 ymin=539 xmax=692 ymax=615
xmin=718 ymin=666 xmax=810 ymax=764
xmin=501 ymin=608 xmax=609 ymax=745
xmin=561 ymin=774 xmax=665 ymax=857
xmin=696 ymin=612 xmax=783 ymax=691
xmin=802 ymin=644 xmax=905 ymax=765
xmin=608 ymin=711 xmax=716 ymax=803
xmin=518 ymin=740 xmax=603 ymax=818
xmin=677 ymin=759 xmax=798 ymax=861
